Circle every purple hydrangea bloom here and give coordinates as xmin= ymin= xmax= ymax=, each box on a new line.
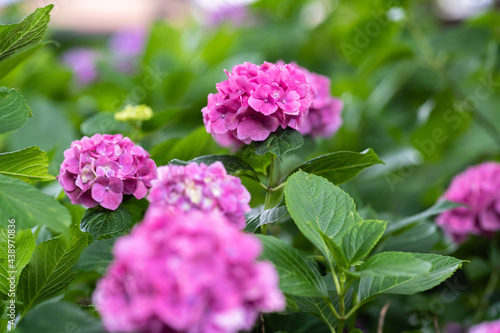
xmin=436 ymin=162 xmax=500 ymax=243
xmin=202 ymin=61 xmax=314 ymax=148
xmin=207 ymin=4 xmax=248 ymax=27
xmin=62 ymin=48 xmax=99 ymax=84
xmin=148 ymin=162 xmax=251 ymax=229
xmin=109 ymin=28 xmax=147 ymax=58
xmin=58 ymin=134 xmax=157 ymax=210
xmin=94 ymin=209 xmax=285 ymax=333
xmin=470 ymin=319 xmax=500 ymax=333
xmin=109 ymin=28 xmax=147 ymax=72
xmin=299 ymin=68 xmax=343 ymax=138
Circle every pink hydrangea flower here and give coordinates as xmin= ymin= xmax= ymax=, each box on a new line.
xmin=299 ymin=69 xmax=343 ymax=138
xmin=148 ymin=162 xmax=250 ymax=229
xmin=202 ymin=61 xmax=314 ymax=148
xmin=436 ymin=162 xmax=500 ymax=243
xmin=94 ymin=209 xmax=285 ymax=333
xmin=470 ymin=319 xmax=500 ymax=333
xmin=58 ymin=134 xmax=157 ymax=210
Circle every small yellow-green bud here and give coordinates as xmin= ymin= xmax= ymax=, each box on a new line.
xmin=114 ymin=104 xmax=153 ymax=122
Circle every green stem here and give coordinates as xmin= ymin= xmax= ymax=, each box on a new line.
xmin=325 ymin=298 xmax=341 ymax=319
xmin=336 ymin=320 xmax=344 ymax=333
xmin=262 ymin=155 xmax=276 ymax=235
xmin=269 ymin=182 xmax=285 ymax=192
xmin=331 ymin=271 xmax=342 ymax=297
xmin=474 ymin=264 xmax=500 ymax=323
xmin=337 ymin=289 xmax=346 ymax=333
xmin=131 ymin=120 xmax=142 ymax=142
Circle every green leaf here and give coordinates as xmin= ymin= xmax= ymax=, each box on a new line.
xmin=0 ymin=146 xmax=54 ymax=182
xmin=120 ymin=197 xmax=149 ymax=224
xmin=292 ymin=149 xmax=384 ymax=184
xmin=0 ymin=5 xmax=54 ymax=61
xmin=80 ymin=112 xmax=133 ymax=136
xmin=75 ymin=238 xmax=115 ymax=275
xmin=293 ymin=295 xmax=338 ymax=331
xmin=285 ymin=171 xmax=361 ymax=259
xmin=142 ymin=108 xmax=183 ymax=132
xmin=253 ymin=128 xmax=304 ymax=162
xmin=284 ymin=294 xmax=300 ymax=314
xmin=0 ymin=174 xmax=71 ymax=233
xmin=245 ymin=205 xmax=288 ymax=233
xmin=293 ymin=289 xmax=352 ymax=331
xmin=341 ymin=220 xmax=387 ymax=265
xmin=358 ymin=253 xmax=465 ymax=301
xmin=316 ymin=228 xmax=348 ymax=270
xmin=0 ymin=43 xmax=44 ymax=79
xmin=170 ymin=154 xmax=260 ymax=182
xmin=0 ymin=87 xmax=31 ymax=134
xmin=237 ymin=144 xmax=272 ymax=175
xmin=17 ymin=301 xmax=103 ymax=333
xmin=382 ymin=220 xmax=440 ymax=253
xmin=80 ymin=206 xmax=132 ymax=241
xmin=257 ymin=235 xmax=328 ymax=297
xmin=151 ymin=127 xmax=221 ymax=166
xmin=0 ymin=302 xmax=8 ymax=333
xmin=386 ymin=200 xmax=462 ymax=234
xmin=0 ymin=228 xmax=35 ymax=299
xmin=18 ymin=226 xmax=91 ymax=313
xmin=353 ymin=252 xmax=431 ymax=277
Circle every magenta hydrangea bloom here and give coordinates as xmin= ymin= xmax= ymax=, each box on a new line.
xmin=58 ymin=134 xmax=157 ymax=210
xmin=202 ymin=61 xmax=314 ymax=148
xmin=148 ymin=162 xmax=250 ymax=229
xmin=470 ymin=319 xmax=500 ymax=333
xmin=94 ymin=209 xmax=285 ymax=333
xmin=299 ymin=69 xmax=343 ymax=138
xmin=436 ymin=162 xmax=500 ymax=243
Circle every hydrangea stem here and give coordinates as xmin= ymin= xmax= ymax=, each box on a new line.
xmin=474 ymin=239 xmax=500 ymax=323
xmin=337 ymin=320 xmax=344 ymax=333
xmin=337 ymin=281 xmax=346 ymax=333
xmin=262 ymin=155 xmax=276 ymax=235
xmin=132 ymin=120 xmax=142 ymax=142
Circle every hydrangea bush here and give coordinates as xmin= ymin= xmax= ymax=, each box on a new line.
xmin=2 ymin=3 xmax=500 ymax=333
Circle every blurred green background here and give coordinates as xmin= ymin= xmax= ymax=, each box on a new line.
xmin=2 ymin=0 xmax=500 ymax=331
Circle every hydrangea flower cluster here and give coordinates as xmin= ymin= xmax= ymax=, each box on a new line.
xmin=109 ymin=28 xmax=147 ymax=72
xmin=62 ymin=48 xmax=99 ymax=84
xmin=299 ymin=68 xmax=344 ymax=138
xmin=58 ymin=134 xmax=157 ymax=210
xmin=470 ymin=319 xmax=500 ymax=333
xmin=114 ymin=104 xmax=153 ymax=122
xmin=202 ymin=61 xmax=314 ymax=148
xmin=94 ymin=209 xmax=285 ymax=333
xmin=436 ymin=162 xmax=500 ymax=243
xmin=148 ymin=162 xmax=250 ymax=229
